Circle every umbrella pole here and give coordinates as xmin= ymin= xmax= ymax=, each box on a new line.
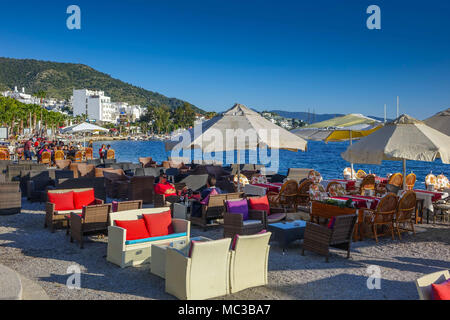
xmin=237 ymin=149 xmax=241 ymax=192
xmin=350 ymin=130 xmax=354 ymax=179
xmin=403 ymin=158 xmax=407 ymax=190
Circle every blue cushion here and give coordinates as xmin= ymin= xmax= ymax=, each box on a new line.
xmin=125 ymin=232 xmax=187 ymax=245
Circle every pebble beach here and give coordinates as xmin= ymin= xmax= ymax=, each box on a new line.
xmin=1 ymin=199 xmax=449 ymax=300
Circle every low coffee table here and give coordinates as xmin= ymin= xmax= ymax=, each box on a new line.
xmin=150 ymin=236 xmax=212 ymax=279
xmin=267 ymin=220 xmax=306 ymax=253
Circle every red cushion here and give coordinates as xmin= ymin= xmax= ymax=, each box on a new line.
xmin=47 ymin=191 xmax=75 ymax=211
xmin=142 ymin=211 xmax=174 ymax=237
xmin=431 ymin=279 xmax=450 ymax=300
xmin=248 ymin=195 xmax=270 ymax=215
xmin=231 ymin=234 xmax=239 ymax=250
xmin=114 ymin=219 xmax=150 ymax=241
xmin=73 ymin=189 xmax=95 ymax=209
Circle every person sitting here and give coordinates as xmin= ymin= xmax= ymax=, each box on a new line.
xmin=154 ymin=172 xmax=180 ymax=204
xmin=191 ymin=175 xmax=223 ymax=218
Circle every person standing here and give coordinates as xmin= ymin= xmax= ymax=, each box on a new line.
xmin=24 ymin=139 xmax=33 ymax=160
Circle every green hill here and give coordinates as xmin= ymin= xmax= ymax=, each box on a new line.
xmin=0 ymin=57 xmax=202 ymax=112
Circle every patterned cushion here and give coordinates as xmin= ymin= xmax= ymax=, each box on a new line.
xmin=233 ymin=174 xmax=249 ymax=186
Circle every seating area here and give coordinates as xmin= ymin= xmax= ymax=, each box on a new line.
xmin=1 ymin=154 xmax=449 ymax=301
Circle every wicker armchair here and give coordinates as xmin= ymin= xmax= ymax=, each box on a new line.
xmin=296 ymin=179 xmax=313 ymax=209
xmin=113 ymin=200 xmax=143 ymax=212
xmin=389 ymin=173 xmax=403 ymax=189
xmin=45 ymin=188 xmax=104 ymax=232
xmin=69 ymin=203 xmax=112 ymax=248
xmin=40 ymin=151 xmax=51 ymax=164
xmin=74 ymin=151 xmax=83 ymax=162
xmin=359 ymin=174 xmax=375 ymax=195
xmin=302 ymin=214 xmax=357 ymax=262
xmin=103 ymin=169 xmax=129 ymax=198
xmin=76 ymin=163 xmax=95 ymax=178
xmin=405 ymin=173 xmax=416 ymax=190
xmin=356 ymin=169 xmax=367 ymax=179
xmin=190 ymin=192 xmax=244 ymax=230
xmin=107 ymin=149 xmax=115 ymax=159
xmin=0 ymin=182 xmax=21 ymax=215
xmin=84 ymin=148 xmax=93 ymax=160
xmin=395 ymin=190 xmax=416 ymax=239
xmin=223 ymin=201 xmax=265 ymax=239
xmin=139 ymin=157 xmax=157 ymax=168
xmin=116 ymin=176 xmax=155 ymax=203
xmin=54 ymin=150 xmax=65 ymax=161
xmin=267 ymin=180 xmax=298 ymax=212
xmin=361 ymin=193 xmax=398 ymax=242
xmin=26 ymin=171 xmax=52 ymax=202
xmin=153 ymin=182 xmax=186 ymax=208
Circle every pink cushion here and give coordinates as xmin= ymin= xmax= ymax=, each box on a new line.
xmin=248 ymin=195 xmax=270 ymax=215
xmin=200 ymin=188 xmax=219 ymax=205
xmin=142 ymin=211 xmax=174 ymax=237
xmin=73 ymin=189 xmax=95 ymax=209
xmin=431 ymin=279 xmax=450 ymax=300
xmin=114 ymin=219 xmax=150 ymax=241
xmin=327 ymin=217 xmax=336 ymax=229
xmin=47 ymin=191 xmax=75 ymax=211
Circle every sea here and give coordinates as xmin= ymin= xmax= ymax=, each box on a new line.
xmin=93 ymin=140 xmax=449 ymax=190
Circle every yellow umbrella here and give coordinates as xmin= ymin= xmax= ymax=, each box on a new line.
xmin=324 ymin=125 xmax=382 ymax=142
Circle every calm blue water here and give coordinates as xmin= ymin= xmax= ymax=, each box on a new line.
xmin=93 ymin=140 xmax=449 ymax=189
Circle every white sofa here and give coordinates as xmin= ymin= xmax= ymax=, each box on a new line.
xmin=107 ymin=208 xmax=190 ymax=268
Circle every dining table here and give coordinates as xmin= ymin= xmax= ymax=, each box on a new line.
xmin=401 ymin=189 xmax=449 ymax=224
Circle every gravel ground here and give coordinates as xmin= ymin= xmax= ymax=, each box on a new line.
xmin=0 ymin=200 xmax=449 ymax=300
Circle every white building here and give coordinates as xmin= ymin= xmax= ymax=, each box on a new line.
xmin=113 ymin=102 xmax=144 ymax=122
xmin=72 ymin=89 xmax=118 ymax=123
xmin=2 ymin=86 xmax=40 ymax=105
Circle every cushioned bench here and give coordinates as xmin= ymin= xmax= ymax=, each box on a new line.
xmin=107 ymin=208 xmax=190 ymax=268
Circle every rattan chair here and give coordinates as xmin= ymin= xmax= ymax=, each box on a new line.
xmin=360 ymin=174 xmax=375 ymax=195
xmin=84 ymin=148 xmax=93 ymax=160
xmin=223 ymin=200 xmax=265 ymax=239
xmin=394 ymin=190 xmax=416 ymax=239
xmin=103 ymin=169 xmax=129 ymax=198
xmin=0 ymin=150 xmax=10 ymax=160
xmin=389 ymin=173 xmax=403 ymax=189
xmin=302 ymin=214 xmax=357 ymax=262
xmin=356 ymin=169 xmax=367 ymax=179
xmin=107 ymin=149 xmax=115 ymax=159
xmin=361 ymin=193 xmax=398 ymax=243
xmin=40 ymin=151 xmax=51 ymax=164
xmin=267 ymin=180 xmax=298 ymax=212
xmin=326 ymin=181 xmax=346 ymax=197
xmin=139 ymin=157 xmax=157 ymax=168
xmin=0 ymin=182 xmax=21 ymax=215
xmin=114 ymin=200 xmax=143 ymax=212
xmin=405 ymin=173 xmax=416 ymax=190
xmin=54 ymin=150 xmax=65 ymax=161
xmin=69 ymin=203 xmax=112 ymax=248
xmin=74 ymin=151 xmax=83 ymax=162
xmin=296 ymin=179 xmax=313 ymax=208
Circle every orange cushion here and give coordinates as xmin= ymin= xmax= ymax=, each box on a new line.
xmin=248 ymin=195 xmax=270 ymax=215
xmin=73 ymin=189 xmax=95 ymax=209
xmin=47 ymin=191 xmax=75 ymax=211
xmin=114 ymin=219 xmax=150 ymax=241
xmin=431 ymin=279 xmax=450 ymax=300
xmin=143 ymin=211 xmax=174 ymax=237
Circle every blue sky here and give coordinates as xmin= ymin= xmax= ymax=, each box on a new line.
xmin=0 ymin=0 xmax=449 ymax=119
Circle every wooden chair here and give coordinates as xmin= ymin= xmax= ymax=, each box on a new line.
xmin=360 ymin=174 xmax=375 ymax=195
xmin=415 ymin=270 xmax=450 ymax=300
xmin=302 ymin=214 xmax=357 ymax=262
xmin=296 ymin=179 xmax=313 ymax=208
xmin=389 ymin=173 xmax=403 ymax=189
xmin=356 ymin=169 xmax=367 ymax=179
xmin=54 ymin=150 xmax=65 ymax=161
xmin=0 ymin=150 xmax=10 ymax=160
xmin=395 ymin=190 xmax=416 ymax=239
xmin=425 ymin=173 xmax=437 ymax=190
xmin=74 ymin=151 xmax=83 ymax=162
xmin=361 ymin=193 xmax=398 ymax=243
xmin=267 ymin=180 xmax=298 ymax=212
xmin=84 ymin=148 xmax=93 ymax=160
xmin=326 ymin=181 xmax=346 ymax=197
xmin=107 ymin=149 xmax=115 ymax=159
xmin=69 ymin=203 xmax=112 ymax=248
xmin=40 ymin=151 xmax=51 ymax=165
xmin=405 ymin=173 xmax=416 ymax=190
